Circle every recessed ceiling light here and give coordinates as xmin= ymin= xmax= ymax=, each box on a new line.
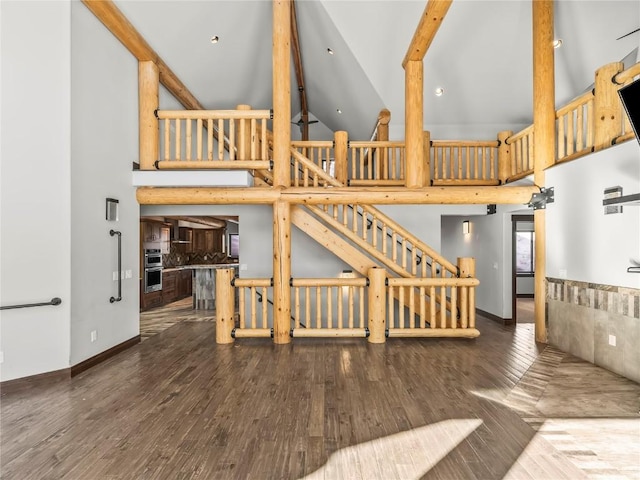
xmin=435 ymin=87 xmax=445 ymax=97
xmin=210 ymin=35 xmax=219 ymax=44
xmin=553 ymin=39 xmax=563 ymax=49
xmin=336 ymin=108 xmax=342 ymax=114
xmin=327 ymin=48 xmax=334 ymax=55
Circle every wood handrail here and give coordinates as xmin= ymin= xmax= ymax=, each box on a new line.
xmin=432 ymin=140 xmax=499 ymax=148
xmin=556 ymin=90 xmax=594 ymax=117
xmin=506 ymin=125 xmax=534 ymax=144
xmin=388 ymin=277 xmax=479 ymax=287
xmin=290 ymin=278 xmax=368 ymax=287
xmin=613 ymin=61 xmax=640 ymax=85
xmin=157 ymin=110 xmax=271 ymax=120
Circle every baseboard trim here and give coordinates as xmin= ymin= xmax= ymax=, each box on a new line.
xmin=71 ymin=335 xmax=141 ymax=377
xmin=1 ymin=335 xmax=141 ymax=395
xmin=477 ymin=308 xmax=514 ymax=326
xmin=1 ymin=368 xmax=70 ymax=396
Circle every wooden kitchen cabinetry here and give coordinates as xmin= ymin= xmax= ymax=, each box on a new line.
xmin=178 ymin=227 xmax=193 ymax=253
xmin=140 ymin=269 xmax=193 ymax=311
xmin=192 ymin=229 xmax=223 ymax=252
xmin=142 ymin=222 xmax=170 ymax=253
xmin=143 ymin=222 xmax=161 ymax=242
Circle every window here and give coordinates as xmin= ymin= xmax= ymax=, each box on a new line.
xmin=516 ymin=231 xmax=535 ymax=274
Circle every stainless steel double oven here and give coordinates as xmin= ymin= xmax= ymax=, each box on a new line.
xmin=144 ymin=249 xmax=163 ymax=293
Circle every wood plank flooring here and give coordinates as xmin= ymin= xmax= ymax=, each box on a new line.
xmin=1 ymin=306 xmax=638 ymax=479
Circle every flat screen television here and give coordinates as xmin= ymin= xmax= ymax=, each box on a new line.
xmin=229 ymin=233 xmax=239 ymax=258
xmin=618 ymin=76 xmax=640 ymax=146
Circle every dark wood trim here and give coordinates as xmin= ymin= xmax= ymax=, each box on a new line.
xmin=71 ymin=335 xmax=141 ymax=377
xmin=477 ymin=307 xmax=514 ymax=326
xmin=1 ymin=368 xmax=70 ymax=396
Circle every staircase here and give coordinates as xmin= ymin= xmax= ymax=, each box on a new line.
xmin=253 ymin=145 xmax=462 ymax=324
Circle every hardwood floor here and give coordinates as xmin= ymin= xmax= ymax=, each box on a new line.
xmin=2 ymin=307 xmax=639 ymax=479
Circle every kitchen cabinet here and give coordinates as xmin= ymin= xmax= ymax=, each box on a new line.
xmin=160 ymin=227 xmax=170 ymax=254
xmin=192 ymin=228 xmax=223 ymax=252
xmin=178 ymin=227 xmax=193 ymax=253
xmin=163 ymin=270 xmax=177 ymax=304
xmin=178 ymin=270 xmax=192 ymax=297
xmin=143 ymin=222 xmax=161 ymax=242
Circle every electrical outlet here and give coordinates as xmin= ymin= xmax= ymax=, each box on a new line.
xmin=125 ymin=269 xmax=132 ymax=279
xmin=240 ymin=264 xmax=248 ymax=271
xmin=112 ymin=271 xmax=118 ymax=281
xmin=90 ymin=330 xmax=97 ymax=343
xmin=121 ymin=271 xmax=125 ymax=280
xmin=609 ymin=334 xmax=616 ymax=347
xmin=559 ymin=269 xmax=567 ymax=278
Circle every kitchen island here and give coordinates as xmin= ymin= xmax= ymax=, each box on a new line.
xmin=164 ymin=264 xmax=239 ymax=310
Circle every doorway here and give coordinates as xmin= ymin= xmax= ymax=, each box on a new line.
xmin=512 ymin=215 xmax=534 ymax=324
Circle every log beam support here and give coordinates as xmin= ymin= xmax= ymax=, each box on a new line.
xmin=139 ymin=61 xmax=159 ymax=171
xmin=273 ymin=200 xmax=292 ymax=344
xmin=532 ymin=0 xmax=555 ymax=344
xmin=367 ymin=267 xmax=387 ymax=343
xmin=215 ymin=268 xmax=235 ymax=344
xmin=273 ymin=0 xmax=292 ymax=187
xmin=403 ymin=0 xmax=453 ymax=67
xmin=405 ymin=60 xmax=424 ymax=188
xmin=334 ymin=131 xmax=348 ymax=185
xmin=136 ymin=185 xmax=540 ymax=205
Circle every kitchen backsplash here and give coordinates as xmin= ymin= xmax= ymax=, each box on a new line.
xmin=163 ymin=243 xmax=232 ymax=267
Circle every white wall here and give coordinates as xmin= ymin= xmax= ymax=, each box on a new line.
xmin=546 ymin=140 xmax=640 ymax=289
xmin=441 ymin=205 xmax=524 ymax=319
xmin=0 ymin=1 xmax=72 ymax=381
xmin=69 ymin=3 xmax=140 ymax=365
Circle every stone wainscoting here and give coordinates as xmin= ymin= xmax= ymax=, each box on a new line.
xmin=546 ymin=277 xmax=640 ymax=383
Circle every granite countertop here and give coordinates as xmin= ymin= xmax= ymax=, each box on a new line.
xmin=164 ymin=264 xmax=239 ymax=272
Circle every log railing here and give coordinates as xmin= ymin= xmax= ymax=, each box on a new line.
xmin=215 ymin=266 xmax=480 ymax=344
xmin=555 ymin=90 xmax=595 ymax=164
xmin=290 ymin=277 xmax=368 ymax=337
xmin=430 ymin=141 xmax=500 ymax=185
xmin=291 ymin=141 xmax=334 ymax=177
xmin=386 ymin=276 xmax=479 ymax=338
xmin=155 ymin=109 xmax=271 ymax=170
xmin=289 ymin=151 xmax=459 ymax=279
xmin=348 ymin=141 xmax=406 ymax=185
xmin=232 ymin=277 xmax=273 ymax=339
xmin=504 ymin=125 xmax=535 ymax=182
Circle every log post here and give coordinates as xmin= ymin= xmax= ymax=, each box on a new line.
xmin=215 ymin=268 xmax=235 ymax=344
xmin=334 ymin=130 xmax=348 ymax=184
xmin=457 ymin=257 xmax=476 ymax=329
xmin=139 ymin=61 xmax=159 ymax=170
xmin=423 ymin=130 xmax=431 ymax=186
xmin=367 ymin=267 xmax=387 ymax=343
xmin=273 ymin=200 xmax=292 ymax=344
xmin=273 ymin=0 xmax=291 ymax=187
xmin=532 ymin=0 xmax=555 ymax=343
xmin=236 ymin=104 xmax=252 ymax=160
xmin=377 ymin=110 xmax=390 ymax=181
xmin=594 ymin=62 xmax=625 ymax=150
xmin=405 ymin=60 xmax=424 ymax=188
xmin=497 ymin=130 xmax=513 ymax=184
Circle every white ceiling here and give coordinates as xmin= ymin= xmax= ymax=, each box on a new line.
xmin=114 ymin=0 xmax=640 ymax=141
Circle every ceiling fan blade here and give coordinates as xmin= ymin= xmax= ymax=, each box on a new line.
xmin=617 ymin=27 xmax=640 ymax=41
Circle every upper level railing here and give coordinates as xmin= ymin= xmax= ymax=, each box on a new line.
xmin=140 ymin=61 xmax=640 ymax=188
xmin=155 ymin=109 xmax=271 ymax=170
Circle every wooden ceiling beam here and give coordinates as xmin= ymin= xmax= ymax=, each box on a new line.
xmin=403 ymin=0 xmax=453 ymax=68
xmin=81 ymin=0 xmax=204 ymax=111
xmin=290 ymin=0 xmax=310 ymax=140
xmin=137 ymin=186 xmax=539 ymax=205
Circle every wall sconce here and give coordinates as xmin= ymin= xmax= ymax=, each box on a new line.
xmin=462 ymin=220 xmax=470 ymax=235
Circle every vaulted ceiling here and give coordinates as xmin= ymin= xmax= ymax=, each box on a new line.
xmin=114 ymin=0 xmax=640 ymax=141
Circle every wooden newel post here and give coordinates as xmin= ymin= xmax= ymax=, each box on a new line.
xmin=334 ymin=130 xmax=348 ymax=184
xmin=236 ymin=104 xmax=252 ymax=160
xmin=497 ymin=130 xmax=513 ymax=184
xmin=594 ymin=62 xmax=624 ymax=151
xmin=423 ymin=130 xmax=431 ymax=186
xmin=139 ymin=61 xmax=159 ymax=171
xmin=367 ymin=267 xmax=387 ymax=343
xmin=377 ymin=110 xmax=390 ymax=181
xmin=273 ymin=0 xmax=291 ymax=187
xmin=215 ymin=268 xmax=235 ymax=344
xmin=457 ymin=258 xmax=476 ymax=329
